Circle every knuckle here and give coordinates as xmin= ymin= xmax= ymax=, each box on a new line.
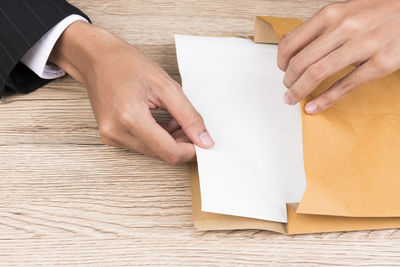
xmin=278 ymin=41 xmax=291 ymax=69
xmin=358 ymin=38 xmax=379 ymax=55
xmin=119 ymin=110 xmax=137 ymax=130
xmin=160 ymin=82 xmax=182 ymax=96
xmin=288 ymin=56 xmax=305 ymax=76
xmin=181 ymin=112 xmax=204 ymax=130
xmin=306 ymin=64 xmax=324 ymax=83
xmin=335 ymin=79 xmax=354 ymax=96
xmin=100 ymin=136 xmax=117 ymax=148
xmin=283 ymin=75 xmax=291 ymax=88
xmin=169 ymin=82 xmax=183 ymax=93
xmin=320 ymin=3 xmax=341 ymax=22
xmin=340 ymin=17 xmax=362 ymax=32
xmin=278 ymin=40 xmax=288 ymax=56
xmin=322 ymin=80 xmax=354 ymax=108
xmin=288 ymin=89 xmax=300 ymax=102
xmin=163 ymin=150 xmax=183 ymax=165
xmin=99 ymin=122 xmax=118 ymax=141
xmin=321 ymin=93 xmax=334 ymax=108
xmin=172 ymin=82 xmax=183 ymax=91
xmin=371 ymin=53 xmax=394 ymax=74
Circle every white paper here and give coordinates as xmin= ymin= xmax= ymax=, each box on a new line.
xmin=175 ymin=35 xmax=306 ymax=223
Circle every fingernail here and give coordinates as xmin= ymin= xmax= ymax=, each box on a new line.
xmin=199 ymin=132 xmax=215 ymax=148
xmin=284 ymin=92 xmax=292 ymax=105
xmin=305 ymin=104 xmax=318 ymax=114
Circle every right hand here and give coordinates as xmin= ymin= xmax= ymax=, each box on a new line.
xmin=50 ymin=21 xmax=214 ymax=164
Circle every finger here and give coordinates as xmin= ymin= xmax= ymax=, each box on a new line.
xmin=99 ymin=125 xmax=146 ymax=153
xmin=162 ymin=118 xmax=181 ymax=133
xmin=100 ymin=135 xmax=126 ymax=149
xmin=304 ymin=57 xmax=394 ymax=114
xmin=101 ymin=128 xmax=159 ymax=158
xmin=114 ymin=130 xmax=157 ymax=158
xmin=160 ymin=83 xmax=215 ymax=149
xmin=283 ymin=30 xmax=346 ymax=88
xmin=123 ymin=106 xmax=195 ymax=164
xmin=284 ymin=42 xmax=369 ymax=105
xmin=278 ymin=7 xmax=329 ymax=71
xmin=171 ymin=129 xmax=192 ymax=143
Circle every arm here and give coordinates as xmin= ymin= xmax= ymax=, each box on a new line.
xmin=0 ymin=0 xmax=89 ymax=95
xmin=1 ymin=1 xmax=214 ymax=164
xmin=278 ymin=0 xmax=400 ymax=114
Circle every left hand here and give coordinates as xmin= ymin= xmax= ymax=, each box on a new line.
xmin=278 ymin=0 xmax=400 ymax=114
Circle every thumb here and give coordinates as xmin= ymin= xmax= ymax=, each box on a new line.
xmin=161 ymin=83 xmax=215 ymax=149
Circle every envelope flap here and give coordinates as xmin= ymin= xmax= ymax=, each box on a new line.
xmin=254 ymin=16 xmax=304 ymax=43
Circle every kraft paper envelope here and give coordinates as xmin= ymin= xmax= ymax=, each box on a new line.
xmin=189 ymin=163 xmax=400 ymax=234
xmin=184 ymin=16 xmax=400 ymax=234
xmin=255 ymin=16 xmax=400 ymax=218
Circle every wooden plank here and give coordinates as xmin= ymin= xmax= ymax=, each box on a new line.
xmin=2 ymin=0 xmax=399 ymax=265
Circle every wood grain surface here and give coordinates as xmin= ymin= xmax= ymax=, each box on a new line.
xmin=1 ymin=0 xmax=400 ymax=266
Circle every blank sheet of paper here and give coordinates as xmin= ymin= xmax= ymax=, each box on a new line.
xmin=175 ymin=35 xmax=306 ymax=223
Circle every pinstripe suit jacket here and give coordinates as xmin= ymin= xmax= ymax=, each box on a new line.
xmin=0 ymin=0 xmax=89 ymax=97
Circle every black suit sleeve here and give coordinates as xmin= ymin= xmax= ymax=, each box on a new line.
xmin=0 ymin=0 xmax=90 ymax=97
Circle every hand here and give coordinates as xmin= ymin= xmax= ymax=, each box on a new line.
xmin=278 ymin=0 xmax=400 ymax=114
xmin=49 ymin=21 xmax=214 ymax=164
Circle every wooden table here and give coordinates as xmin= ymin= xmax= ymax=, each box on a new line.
xmin=1 ymin=0 xmax=399 ymax=265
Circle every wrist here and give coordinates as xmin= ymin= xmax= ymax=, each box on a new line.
xmin=49 ymin=21 xmax=127 ymax=85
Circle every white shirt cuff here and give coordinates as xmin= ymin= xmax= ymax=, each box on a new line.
xmin=20 ymin=14 xmax=88 ymax=80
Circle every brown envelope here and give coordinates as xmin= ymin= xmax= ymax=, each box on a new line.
xmin=255 ymin=16 xmax=400 ymax=218
xmin=190 ymin=163 xmax=400 ymax=234
xmin=188 ymin=16 xmax=400 ymax=234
